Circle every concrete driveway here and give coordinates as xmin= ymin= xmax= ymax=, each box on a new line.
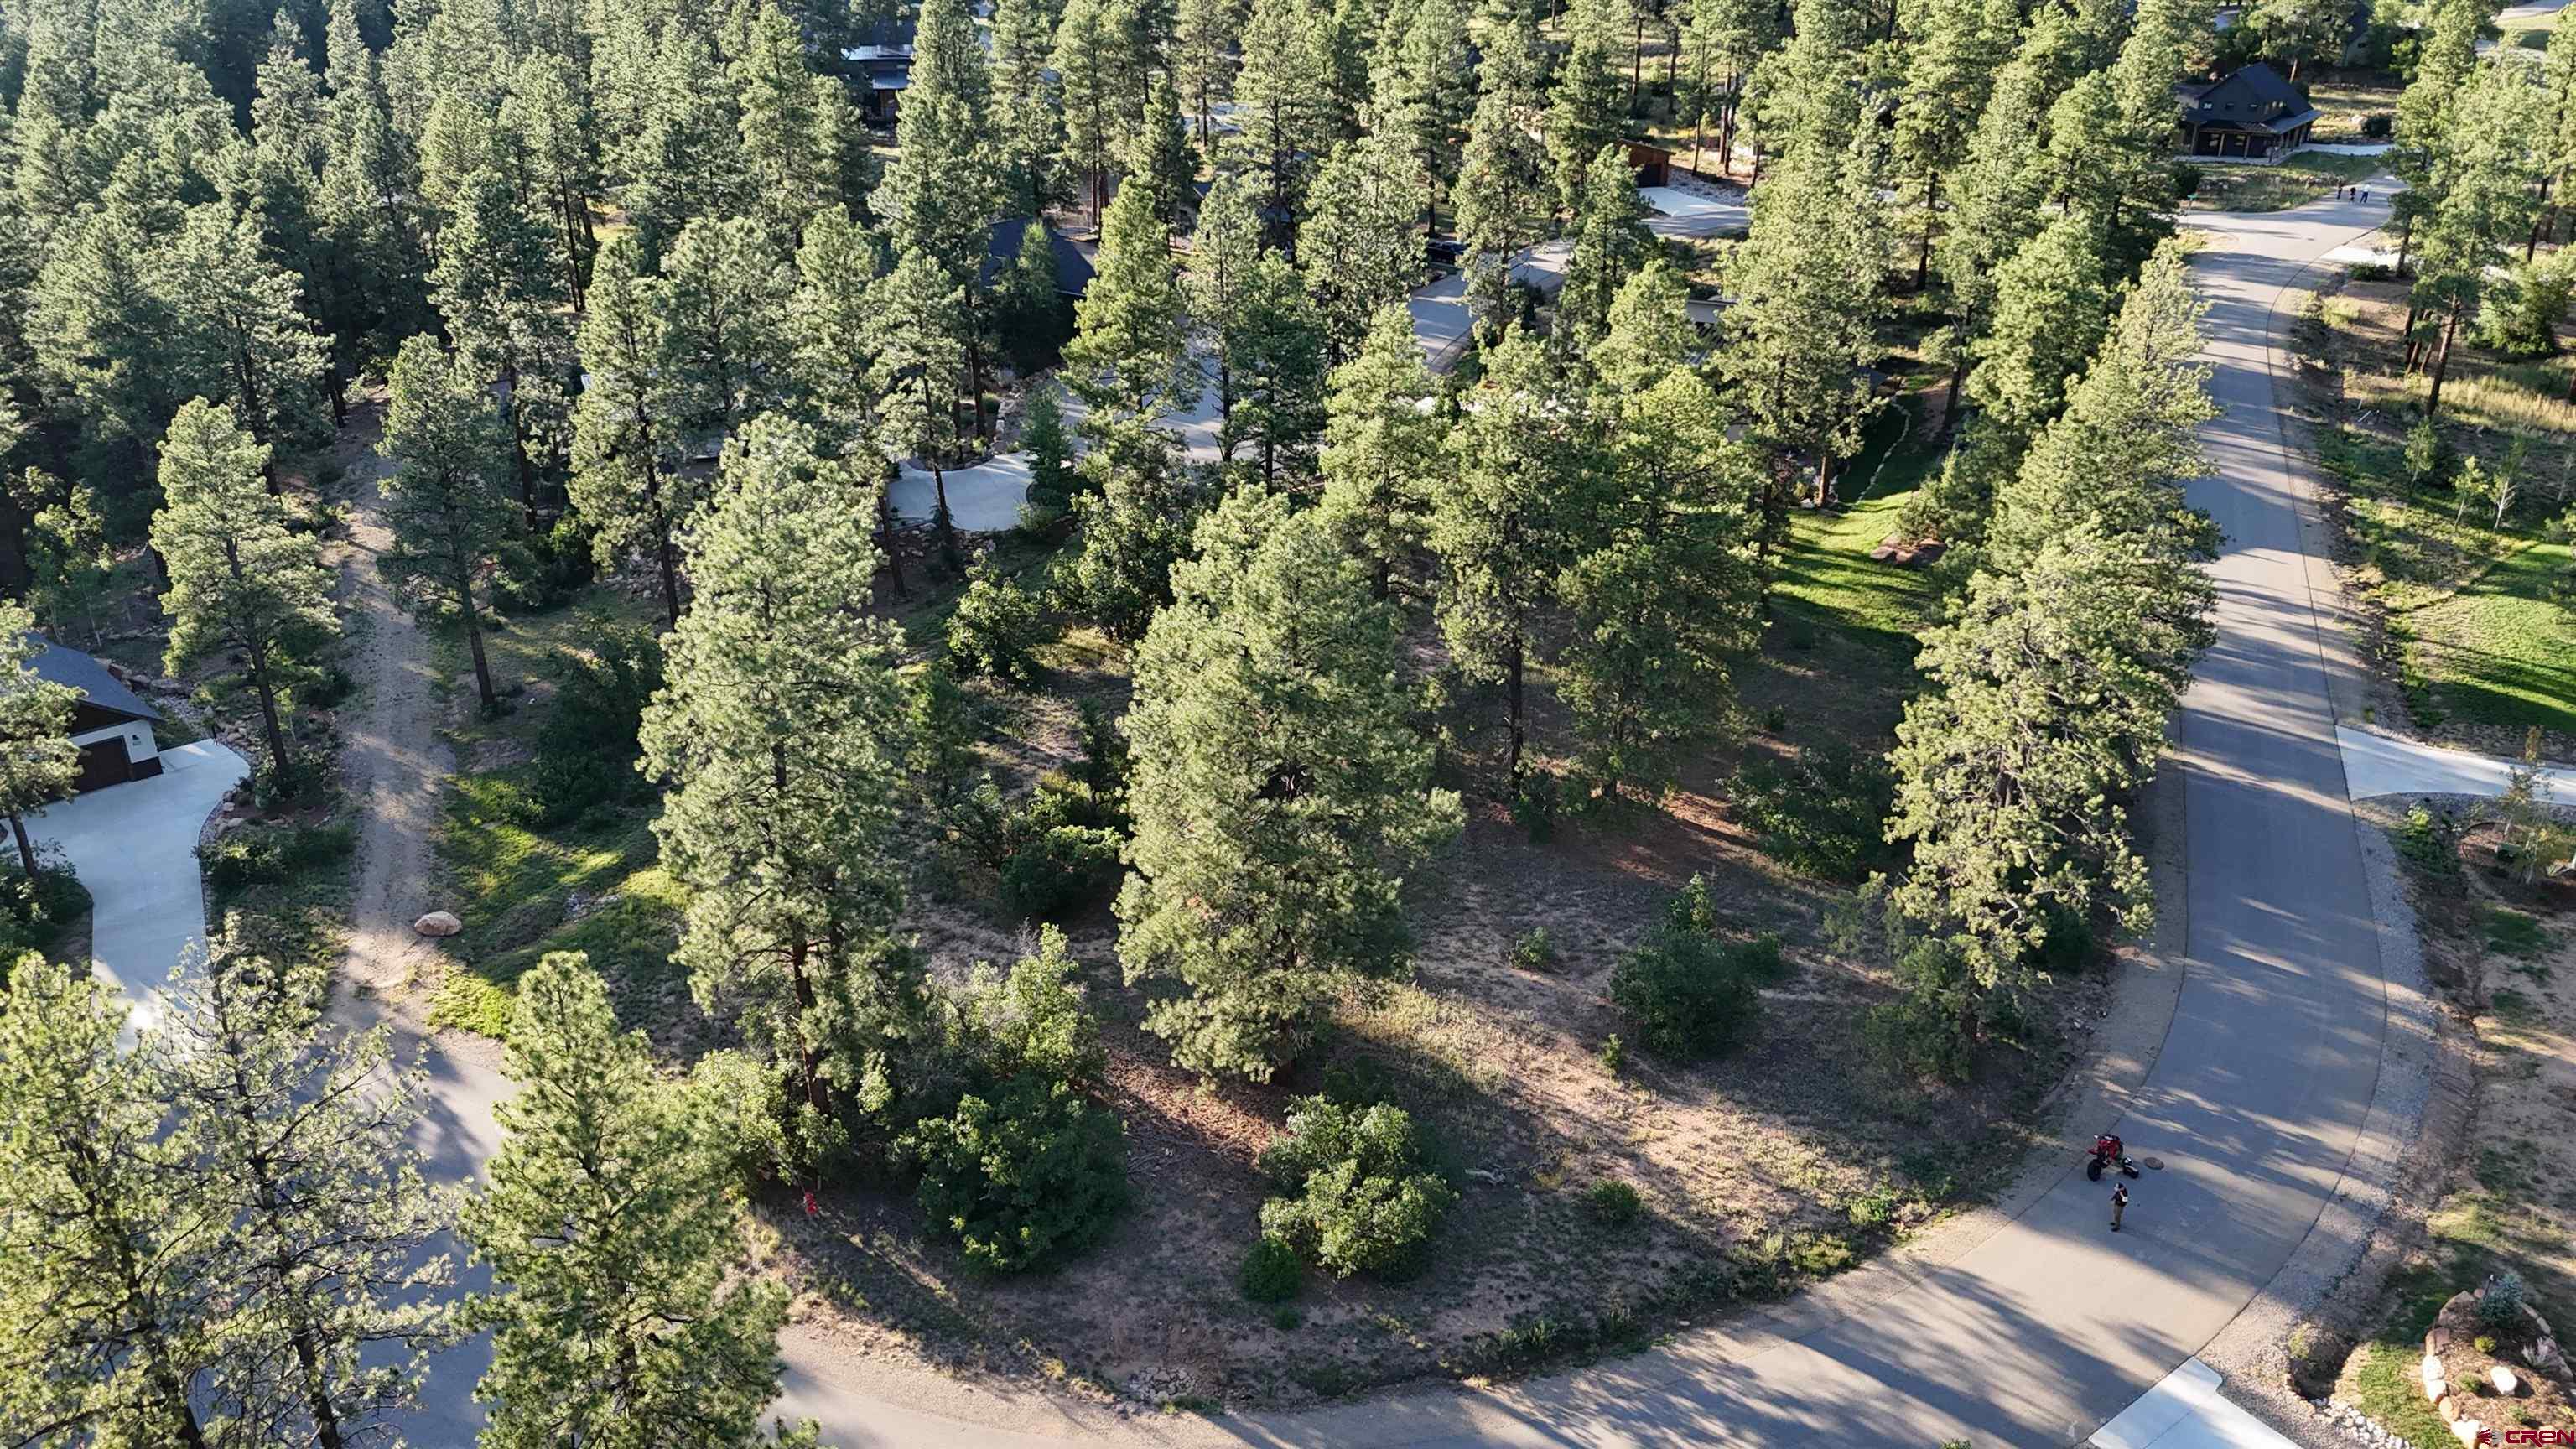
xmin=26 ymin=740 xmax=247 ymax=1039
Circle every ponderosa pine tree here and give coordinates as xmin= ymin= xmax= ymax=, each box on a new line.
xmin=995 ymin=0 xmax=1070 ymax=212
xmin=1967 ymin=211 xmax=2112 ymax=437
xmin=1679 ymin=0 xmax=1780 ymax=176
xmin=1176 ymin=0 xmax=1248 ymax=144
xmin=465 ymin=953 xmax=812 ymax=1449
xmin=2407 ymin=65 xmax=2549 ymax=415
xmin=1065 ymin=421 xmax=1199 ymax=644
xmin=1547 ymin=0 xmax=1632 ymax=213
xmin=154 ymin=927 xmax=458 ymax=1449
xmin=1065 ymin=179 xmax=1188 ymax=420
xmin=1588 ymin=257 xmax=1695 ymax=397
xmin=379 ymin=334 xmax=522 ymax=711
xmin=1124 ymin=70 xmax=1199 ymax=226
xmin=496 ymin=53 xmax=599 ymax=312
xmin=657 ymin=215 xmax=799 ymax=444
xmin=1318 ymin=302 xmax=1444 ymax=596
xmin=640 ymin=417 xmax=917 ymax=1180
xmin=1191 ymin=171 xmax=1271 ymax=442
xmin=1558 ymin=368 xmax=1766 ymax=800
xmin=1554 ymin=144 xmax=1655 ymax=351
xmin=615 ymin=17 xmax=749 ymax=262
xmin=1431 ymin=325 xmax=1572 ymax=784
xmin=1118 ymin=490 xmax=1463 ymax=1080
xmin=572 ymin=237 xmax=695 ymax=627
xmin=0 ymin=605 xmax=82 ymax=880
xmin=877 ymin=0 xmax=1000 ymax=267
xmin=430 ymin=165 xmax=576 ymax=522
xmin=0 ymin=960 xmax=221 ymax=1446
xmin=789 ymin=205 xmax=891 ymax=450
xmin=1052 ymin=0 xmax=1119 ymax=221
xmin=153 ymin=399 xmax=338 ymax=792
xmin=1300 ymin=132 xmax=1425 ymax=367
xmin=731 ymin=1 xmax=861 ymax=248
xmin=1371 ymin=0 xmax=1475 ymax=231
xmin=169 ymin=199 xmax=333 ymax=475
xmin=870 ymin=247 xmax=973 ymax=571
xmin=1892 ymin=0 xmax=2009 ymax=288
xmin=1228 ymin=0 xmax=1335 ymax=240
xmin=1452 ymin=6 xmax=1551 ymax=340
xmin=2246 ymin=0 xmax=2345 ymax=83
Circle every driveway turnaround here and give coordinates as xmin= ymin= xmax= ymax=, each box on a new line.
xmin=28 ymin=740 xmax=247 ymax=1040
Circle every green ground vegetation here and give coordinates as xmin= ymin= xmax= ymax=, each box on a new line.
xmin=2186 ymin=150 xmax=2384 ymax=214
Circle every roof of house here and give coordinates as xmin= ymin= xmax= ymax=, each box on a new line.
xmin=24 ymin=636 xmax=159 ymax=724
xmin=2179 ymin=62 xmax=2322 ymax=133
xmin=981 ymin=216 xmax=1095 ymax=298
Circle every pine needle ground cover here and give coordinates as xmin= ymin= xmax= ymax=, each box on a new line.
xmin=2308 ymin=280 xmax=2576 ymax=757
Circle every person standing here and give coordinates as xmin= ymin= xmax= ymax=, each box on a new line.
xmin=2110 ymin=1182 xmax=2131 ymax=1232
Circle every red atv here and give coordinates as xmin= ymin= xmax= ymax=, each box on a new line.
xmin=2086 ymin=1133 xmax=2142 ymax=1182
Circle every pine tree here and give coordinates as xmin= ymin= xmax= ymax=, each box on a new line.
xmin=155 ymin=927 xmax=459 ymax=1449
xmin=1891 ymin=0 xmax=2007 ymax=288
xmin=995 ymin=0 xmax=1070 ymax=212
xmin=1558 ymin=369 xmax=1766 ymax=799
xmin=464 ymin=953 xmax=804 ymax=1447
xmin=1118 ymin=490 xmax=1463 ymax=1080
xmin=1301 ymin=133 xmax=1424 ymax=368
xmin=2246 ymin=0 xmax=2345 ymax=82
xmin=1223 ymin=254 xmax=1329 ymax=485
xmin=876 ymin=0 xmax=1000 ymax=267
xmin=1721 ymin=122 xmax=1890 ymax=509
xmin=1678 ymin=0 xmax=1780 ymax=175
xmin=1452 ymin=8 xmax=1551 ymax=339
xmin=1431 ymin=325 xmax=1571 ymax=783
xmin=789 ymin=205 xmax=891 ymax=452
xmin=1065 ymin=421 xmax=1198 ymax=643
xmin=639 ymin=418 xmax=917 ymax=1179
xmin=615 ymin=18 xmax=748 ymax=262
xmin=164 ymin=202 xmax=332 ymax=477
xmin=0 ymin=960 xmax=221 ymax=1446
xmin=496 ymin=53 xmax=599 ymax=312
xmin=17 ymin=475 xmax=115 ymax=647
xmin=429 ymin=166 xmax=576 ymax=522
xmin=1228 ymin=0 xmax=1333 ymax=236
xmin=379 ymin=334 xmax=522 ymax=711
xmin=1122 ymin=68 xmax=1198 ymax=226
xmin=1547 ymin=0 xmax=1632 ymax=213
xmin=1191 ymin=171 xmax=1269 ymax=439
xmin=2407 ymin=65 xmax=2550 ymax=415
xmin=1052 ymin=0 xmax=1119 ymax=221
xmin=1931 ymin=6 xmax=2065 ymax=427
xmin=1175 ymin=0 xmax=1247 ymax=145
xmin=1318 ymin=302 xmax=1445 ymax=597
xmin=656 ymin=216 xmax=799 ymax=443
xmin=572 ymin=236 xmax=698 ymax=627
xmin=0 ymin=605 xmax=80 ymax=880
xmin=1371 ymin=0 xmax=1476 ymax=231
xmin=871 ymin=247 xmax=974 ymax=571
xmin=1967 ymin=211 xmax=2111 ymax=437
xmin=1554 ymin=144 xmax=1654 ymax=350
xmin=1065 ymin=179 xmax=1189 ymax=420
xmin=732 ymin=1 xmax=860 ymax=247
xmin=1588 ymin=256 xmax=1694 ymax=397
xmin=153 ymin=399 xmax=338 ymax=792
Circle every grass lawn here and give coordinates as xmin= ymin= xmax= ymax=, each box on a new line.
xmin=2186 ymin=150 xmax=2384 ymax=214
xmin=2405 ymin=538 xmax=2576 ymax=740
xmin=2304 ymin=81 xmax=2400 ymax=142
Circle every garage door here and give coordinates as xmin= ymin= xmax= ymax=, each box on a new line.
xmin=75 ymin=736 xmax=133 ymax=792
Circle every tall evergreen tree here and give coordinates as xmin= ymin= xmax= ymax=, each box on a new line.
xmin=1967 ymin=212 xmax=2112 ymax=437
xmin=1547 ymin=0 xmax=1632 ymax=212
xmin=154 ymin=927 xmax=458 ymax=1449
xmin=153 ymin=399 xmax=338 ymax=792
xmin=1588 ymin=256 xmax=1694 ymax=397
xmin=1892 ymin=0 xmax=2008 ymax=288
xmin=1318 ymin=302 xmax=1445 ymax=597
xmin=870 ymin=247 xmax=974 ymax=569
xmin=0 ymin=605 xmax=80 ymax=880
xmin=789 ymin=205 xmax=891 ymax=449
xmin=464 ymin=953 xmax=808 ymax=1448
xmin=571 ymin=236 xmax=697 ymax=627
xmin=1371 ymin=0 xmax=1476 ymax=231
xmin=876 ymin=0 xmax=1000 ymax=267
xmin=1118 ymin=490 xmax=1463 ymax=1080
xmin=1065 ymin=179 xmax=1189 ymax=420
xmin=1452 ymin=7 xmax=1551 ymax=339
xmin=1065 ymin=421 xmax=1198 ymax=644
xmin=1300 ymin=133 xmax=1425 ymax=367
xmin=1052 ymin=0 xmax=1119 ymax=221
xmin=429 ymin=165 xmax=576 ymax=522
xmin=1554 ymin=144 xmax=1655 ymax=349
xmin=379 ymin=335 xmax=522 ymax=711
xmin=1228 ymin=0 xmax=1333 ymax=237
xmin=655 ymin=216 xmax=799 ymax=443
xmin=1679 ymin=0 xmax=1780 ymax=176
xmin=994 ymin=0 xmax=1070 ymax=211
xmin=639 ymin=418 xmax=917 ymax=1180
xmin=732 ymin=1 xmax=860 ymax=247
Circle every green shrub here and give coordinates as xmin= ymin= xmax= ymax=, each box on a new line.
xmin=1510 ymin=769 xmax=1561 ymax=842
xmin=1863 ymin=937 xmax=1981 ymax=1084
xmin=1239 ymin=1233 xmax=1303 ymax=1302
xmin=526 ymin=621 xmax=662 ymax=827
xmin=1584 ymin=1179 xmax=1643 ymax=1227
xmin=2475 ymin=1333 xmax=2498 ymax=1354
xmin=1509 ymin=926 xmax=1555 ymax=971
xmin=998 ymin=823 xmax=1124 ymax=920
xmin=2404 ymin=417 xmax=2450 ymax=489
xmin=2476 ymin=1270 xmax=2527 ymax=1330
xmin=946 ymin=563 xmax=1050 ymax=685
xmin=0 ymin=855 xmax=88 ymax=987
xmin=202 ymin=819 xmax=356 ymax=896
xmin=688 ymin=1049 xmax=797 ymax=1187
xmin=1258 ymin=1096 xmax=1455 ymax=1278
xmin=944 ymin=925 xmax=1104 ymax=1083
xmin=901 ymin=1074 xmax=1130 ymax=1274
xmin=2393 ymin=805 xmax=2464 ymax=889
xmin=2360 ymin=112 xmax=2392 ymax=138
xmin=1607 ymin=887 xmax=1771 ymax=1061
xmin=1598 ymin=1033 xmax=1625 ymax=1075
xmin=1728 ymin=745 xmax=1899 ymax=882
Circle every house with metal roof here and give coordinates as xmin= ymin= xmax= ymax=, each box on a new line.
xmin=2176 ymin=62 xmax=2322 ymax=161
xmin=24 ymin=636 xmax=164 ymax=791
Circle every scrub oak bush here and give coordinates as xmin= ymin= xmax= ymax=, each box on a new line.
xmin=1258 ymin=1097 xmax=1454 ymax=1279
xmin=1584 ymin=1179 xmax=1643 ymax=1227
xmin=526 ymin=621 xmax=662 ymax=826
xmin=1607 ymin=878 xmax=1781 ymax=1061
xmin=901 ymin=1074 xmax=1130 ymax=1274
xmin=951 ymin=771 xmax=1129 ymax=922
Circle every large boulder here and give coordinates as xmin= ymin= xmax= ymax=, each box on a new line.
xmin=2449 ymin=1419 xmax=2484 ymax=1448
xmin=2490 ymin=1366 xmax=2521 ymax=1396
xmin=413 ymin=911 xmax=463 ymax=937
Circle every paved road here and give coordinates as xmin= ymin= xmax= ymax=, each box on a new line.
xmin=29 ymin=740 xmax=247 ymax=1042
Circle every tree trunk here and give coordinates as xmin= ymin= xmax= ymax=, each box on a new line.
xmin=1504 ymin=639 xmax=1526 ymax=786
xmin=10 ymin=813 xmax=37 ymax=880
xmin=251 ymin=665 xmax=294 ymax=793
xmin=1629 ymin=16 xmax=1644 ymax=113
xmin=877 ymin=488 xmax=908 ymax=600
xmin=932 ymin=465 xmax=962 ymax=573
xmin=460 ymin=580 xmax=498 ymax=709
xmin=655 ymin=525 xmax=682 ymax=631
xmin=1914 ymin=170 xmax=1939 ymax=292
xmin=2424 ymin=301 xmax=2462 ymax=417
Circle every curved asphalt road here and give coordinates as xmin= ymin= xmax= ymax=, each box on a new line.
xmin=42 ymin=192 xmax=2402 ymax=1447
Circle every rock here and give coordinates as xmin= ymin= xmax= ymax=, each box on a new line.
xmin=2430 ymin=1327 xmax=2456 ymax=1353
xmin=2528 ymin=1336 xmax=2566 ymax=1376
xmin=413 ymin=911 xmax=462 ymax=937
xmin=2436 ymin=1394 xmax=2458 ymax=1422
xmin=2424 ymin=1376 xmax=2447 ymax=1406
xmin=1464 ymin=1168 xmax=1508 ymax=1185
xmin=2489 ymin=1366 xmax=2519 ymax=1395
xmin=2449 ymin=1419 xmax=2483 ymax=1448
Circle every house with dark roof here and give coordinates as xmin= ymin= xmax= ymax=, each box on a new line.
xmin=981 ymin=216 xmax=1095 ymax=299
xmin=837 ymin=17 xmax=916 ymax=125
xmin=25 ymin=636 xmax=164 ymax=790
xmin=2176 ymin=62 xmax=2322 ymax=160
